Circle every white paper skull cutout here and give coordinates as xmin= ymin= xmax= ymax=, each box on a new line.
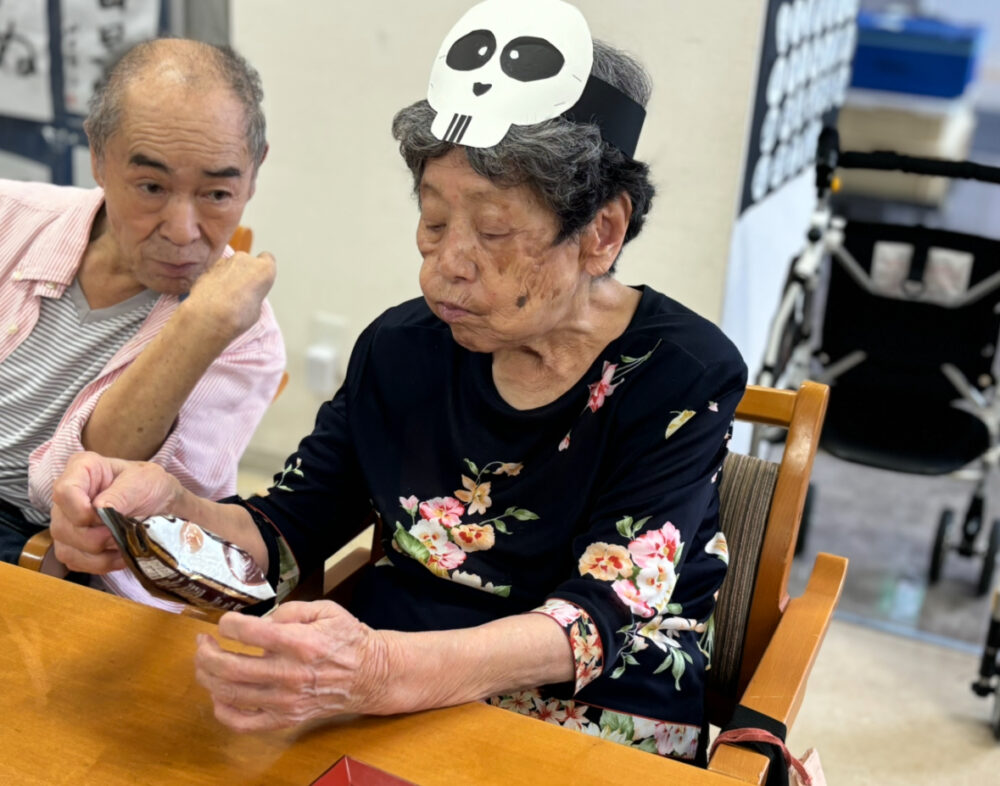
xmin=428 ymin=0 xmax=593 ymax=148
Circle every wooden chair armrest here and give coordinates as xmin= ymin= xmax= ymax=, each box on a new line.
xmin=262 ymin=524 xmax=379 ymax=606
xmin=17 ymin=529 xmax=69 ymax=578
xmin=324 ymin=544 xmax=374 ymax=596
xmin=708 ymin=552 xmax=848 ymax=783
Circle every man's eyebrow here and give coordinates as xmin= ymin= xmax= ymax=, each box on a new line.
xmin=129 ymin=153 xmax=169 ymax=172
xmin=128 ymin=154 xmax=241 ymax=179
xmin=203 ymin=166 xmax=242 ymax=179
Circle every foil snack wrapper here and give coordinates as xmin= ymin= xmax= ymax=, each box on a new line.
xmin=96 ymin=507 xmax=276 ymax=611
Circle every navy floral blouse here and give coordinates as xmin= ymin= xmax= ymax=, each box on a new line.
xmin=240 ymin=285 xmax=747 ymax=764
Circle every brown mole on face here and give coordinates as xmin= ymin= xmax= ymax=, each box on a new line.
xmin=516 ymin=294 xmax=529 ymax=308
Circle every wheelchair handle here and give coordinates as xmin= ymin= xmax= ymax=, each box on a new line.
xmin=813 ymin=126 xmax=1000 ymax=197
xmin=838 ymin=150 xmax=1000 ymax=185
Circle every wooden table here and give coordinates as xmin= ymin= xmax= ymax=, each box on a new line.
xmin=0 ymin=563 xmax=743 ymax=785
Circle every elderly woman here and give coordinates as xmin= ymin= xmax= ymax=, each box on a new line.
xmin=51 ymin=1 xmax=745 ymax=766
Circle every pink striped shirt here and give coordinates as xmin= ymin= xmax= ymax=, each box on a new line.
xmin=1 ymin=179 xmax=285 ymax=609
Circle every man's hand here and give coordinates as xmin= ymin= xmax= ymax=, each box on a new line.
xmin=184 ymin=250 xmax=277 ymax=340
xmin=50 ymin=452 xmax=183 ymax=574
xmin=194 ymin=601 xmax=391 ymax=732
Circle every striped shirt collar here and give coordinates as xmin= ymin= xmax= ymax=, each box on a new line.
xmin=19 ymin=186 xmax=106 ymax=286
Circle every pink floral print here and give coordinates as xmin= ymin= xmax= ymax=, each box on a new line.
xmin=485 ymin=692 xmax=702 ymax=761
xmin=533 ymin=599 xmax=603 ymax=692
xmin=629 ymin=523 xmax=682 ymax=567
xmin=579 ymin=521 xmax=682 ymax=621
xmin=418 ymin=496 xmax=464 ymax=528
xmin=587 ymin=361 xmax=620 ymax=412
xmin=557 ymin=340 xmax=662 ymax=453
xmin=575 ymin=514 xmax=716 ymax=690
xmin=393 ymin=457 xmax=537 ymax=593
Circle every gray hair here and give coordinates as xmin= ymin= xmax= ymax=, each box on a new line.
xmin=84 ymin=38 xmax=267 ymax=169
xmin=392 ymin=40 xmax=655 ymax=268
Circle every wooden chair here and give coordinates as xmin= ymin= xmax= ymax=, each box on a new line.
xmin=228 ymin=225 xmax=253 ymax=253
xmin=706 ymin=380 xmax=846 ymax=782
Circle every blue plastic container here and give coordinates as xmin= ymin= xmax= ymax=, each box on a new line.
xmin=850 ymin=11 xmax=985 ymax=98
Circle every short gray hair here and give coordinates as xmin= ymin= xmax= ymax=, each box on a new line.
xmin=392 ymin=40 xmax=655 ymax=267
xmin=85 ymin=38 xmax=267 ymax=169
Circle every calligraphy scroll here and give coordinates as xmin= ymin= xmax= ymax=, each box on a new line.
xmin=62 ymin=0 xmax=160 ymax=115
xmin=0 ymin=0 xmax=53 ymax=122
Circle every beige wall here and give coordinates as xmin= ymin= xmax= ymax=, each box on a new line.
xmin=231 ymin=0 xmax=765 ymax=465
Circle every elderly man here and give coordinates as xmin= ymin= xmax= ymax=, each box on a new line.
xmin=0 ymin=38 xmax=285 ymax=607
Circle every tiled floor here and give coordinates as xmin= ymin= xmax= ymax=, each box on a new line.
xmin=791 ymin=617 xmax=1000 ymax=785
xmin=789 ymin=451 xmax=997 ymax=647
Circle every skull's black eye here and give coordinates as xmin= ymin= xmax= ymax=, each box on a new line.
xmin=446 ymin=30 xmax=497 ymax=71
xmin=500 ymin=37 xmax=564 ymax=82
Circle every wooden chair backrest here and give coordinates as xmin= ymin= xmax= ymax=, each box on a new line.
xmin=228 ymin=225 xmax=253 ymax=253
xmin=705 ymin=381 xmax=829 ymax=726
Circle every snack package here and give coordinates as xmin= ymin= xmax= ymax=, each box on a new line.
xmin=96 ymin=507 xmax=276 ymax=611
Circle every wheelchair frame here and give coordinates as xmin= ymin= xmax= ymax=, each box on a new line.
xmin=752 ymin=128 xmax=1000 ymax=737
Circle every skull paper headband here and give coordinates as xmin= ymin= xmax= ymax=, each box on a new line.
xmin=427 ymin=0 xmax=646 ymax=157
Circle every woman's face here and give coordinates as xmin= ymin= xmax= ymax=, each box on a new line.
xmin=417 ymin=148 xmax=589 ymax=353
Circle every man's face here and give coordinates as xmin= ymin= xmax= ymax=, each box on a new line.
xmin=92 ymin=82 xmax=258 ymax=295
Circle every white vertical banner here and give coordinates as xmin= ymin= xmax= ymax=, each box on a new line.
xmin=0 ymin=0 xmax=54 ymax=122
xmin=722 ymin=0 xmax=859 ymax=451
xmin=61 ymin=0 xmax=160 ymax=116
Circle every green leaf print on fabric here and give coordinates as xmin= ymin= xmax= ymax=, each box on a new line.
xmin=600 ymin=710 xmax=635 ymax=741
xmin=615 ymin=515 xmax=651 ymax=540
xmin=273 ymin=457 xmax=304 ymax=493
xmin=393 ymin=521 xmax=431 ymax=563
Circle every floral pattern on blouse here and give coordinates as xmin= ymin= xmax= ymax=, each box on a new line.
xmin=243 ymin=289 xmax=748 ymax=765
xmin=665 ymin=409 xmax=696 ymax=439
xmin=578 ymin=515 xmax=729 ymax=689
xmin=532 ymin=598 xmax=604 ymax=692
xmin=273 ymin=457 xmax=303 ymax=492
xmin=486 ymin=690 xmax=701 ymax=760
xmin=558 ymin=341 xmax=662 ymax=452
xmin=391 ymin=459 xmax=537 ymax=595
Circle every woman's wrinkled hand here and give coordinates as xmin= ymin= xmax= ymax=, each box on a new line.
xmin=194 ymin=600 xmax=391 ymax=732
xmin=50 ymin=451 xmax=183 ymax=574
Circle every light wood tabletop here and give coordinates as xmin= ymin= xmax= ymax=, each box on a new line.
xmin=0 ymin=563 xmax=743 ymax=785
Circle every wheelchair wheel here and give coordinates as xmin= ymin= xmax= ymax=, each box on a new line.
xmin=978 ymin=519 xmax=1000 ymax=597
xmin=929 ymin=509 xmax=954 ymax=585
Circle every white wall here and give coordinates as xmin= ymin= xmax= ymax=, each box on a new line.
xmin=231 ymin=0 xmax=766 ymax=465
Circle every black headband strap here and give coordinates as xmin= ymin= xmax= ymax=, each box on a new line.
xmin=561 ymin=74 xmax=646 ymax=158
